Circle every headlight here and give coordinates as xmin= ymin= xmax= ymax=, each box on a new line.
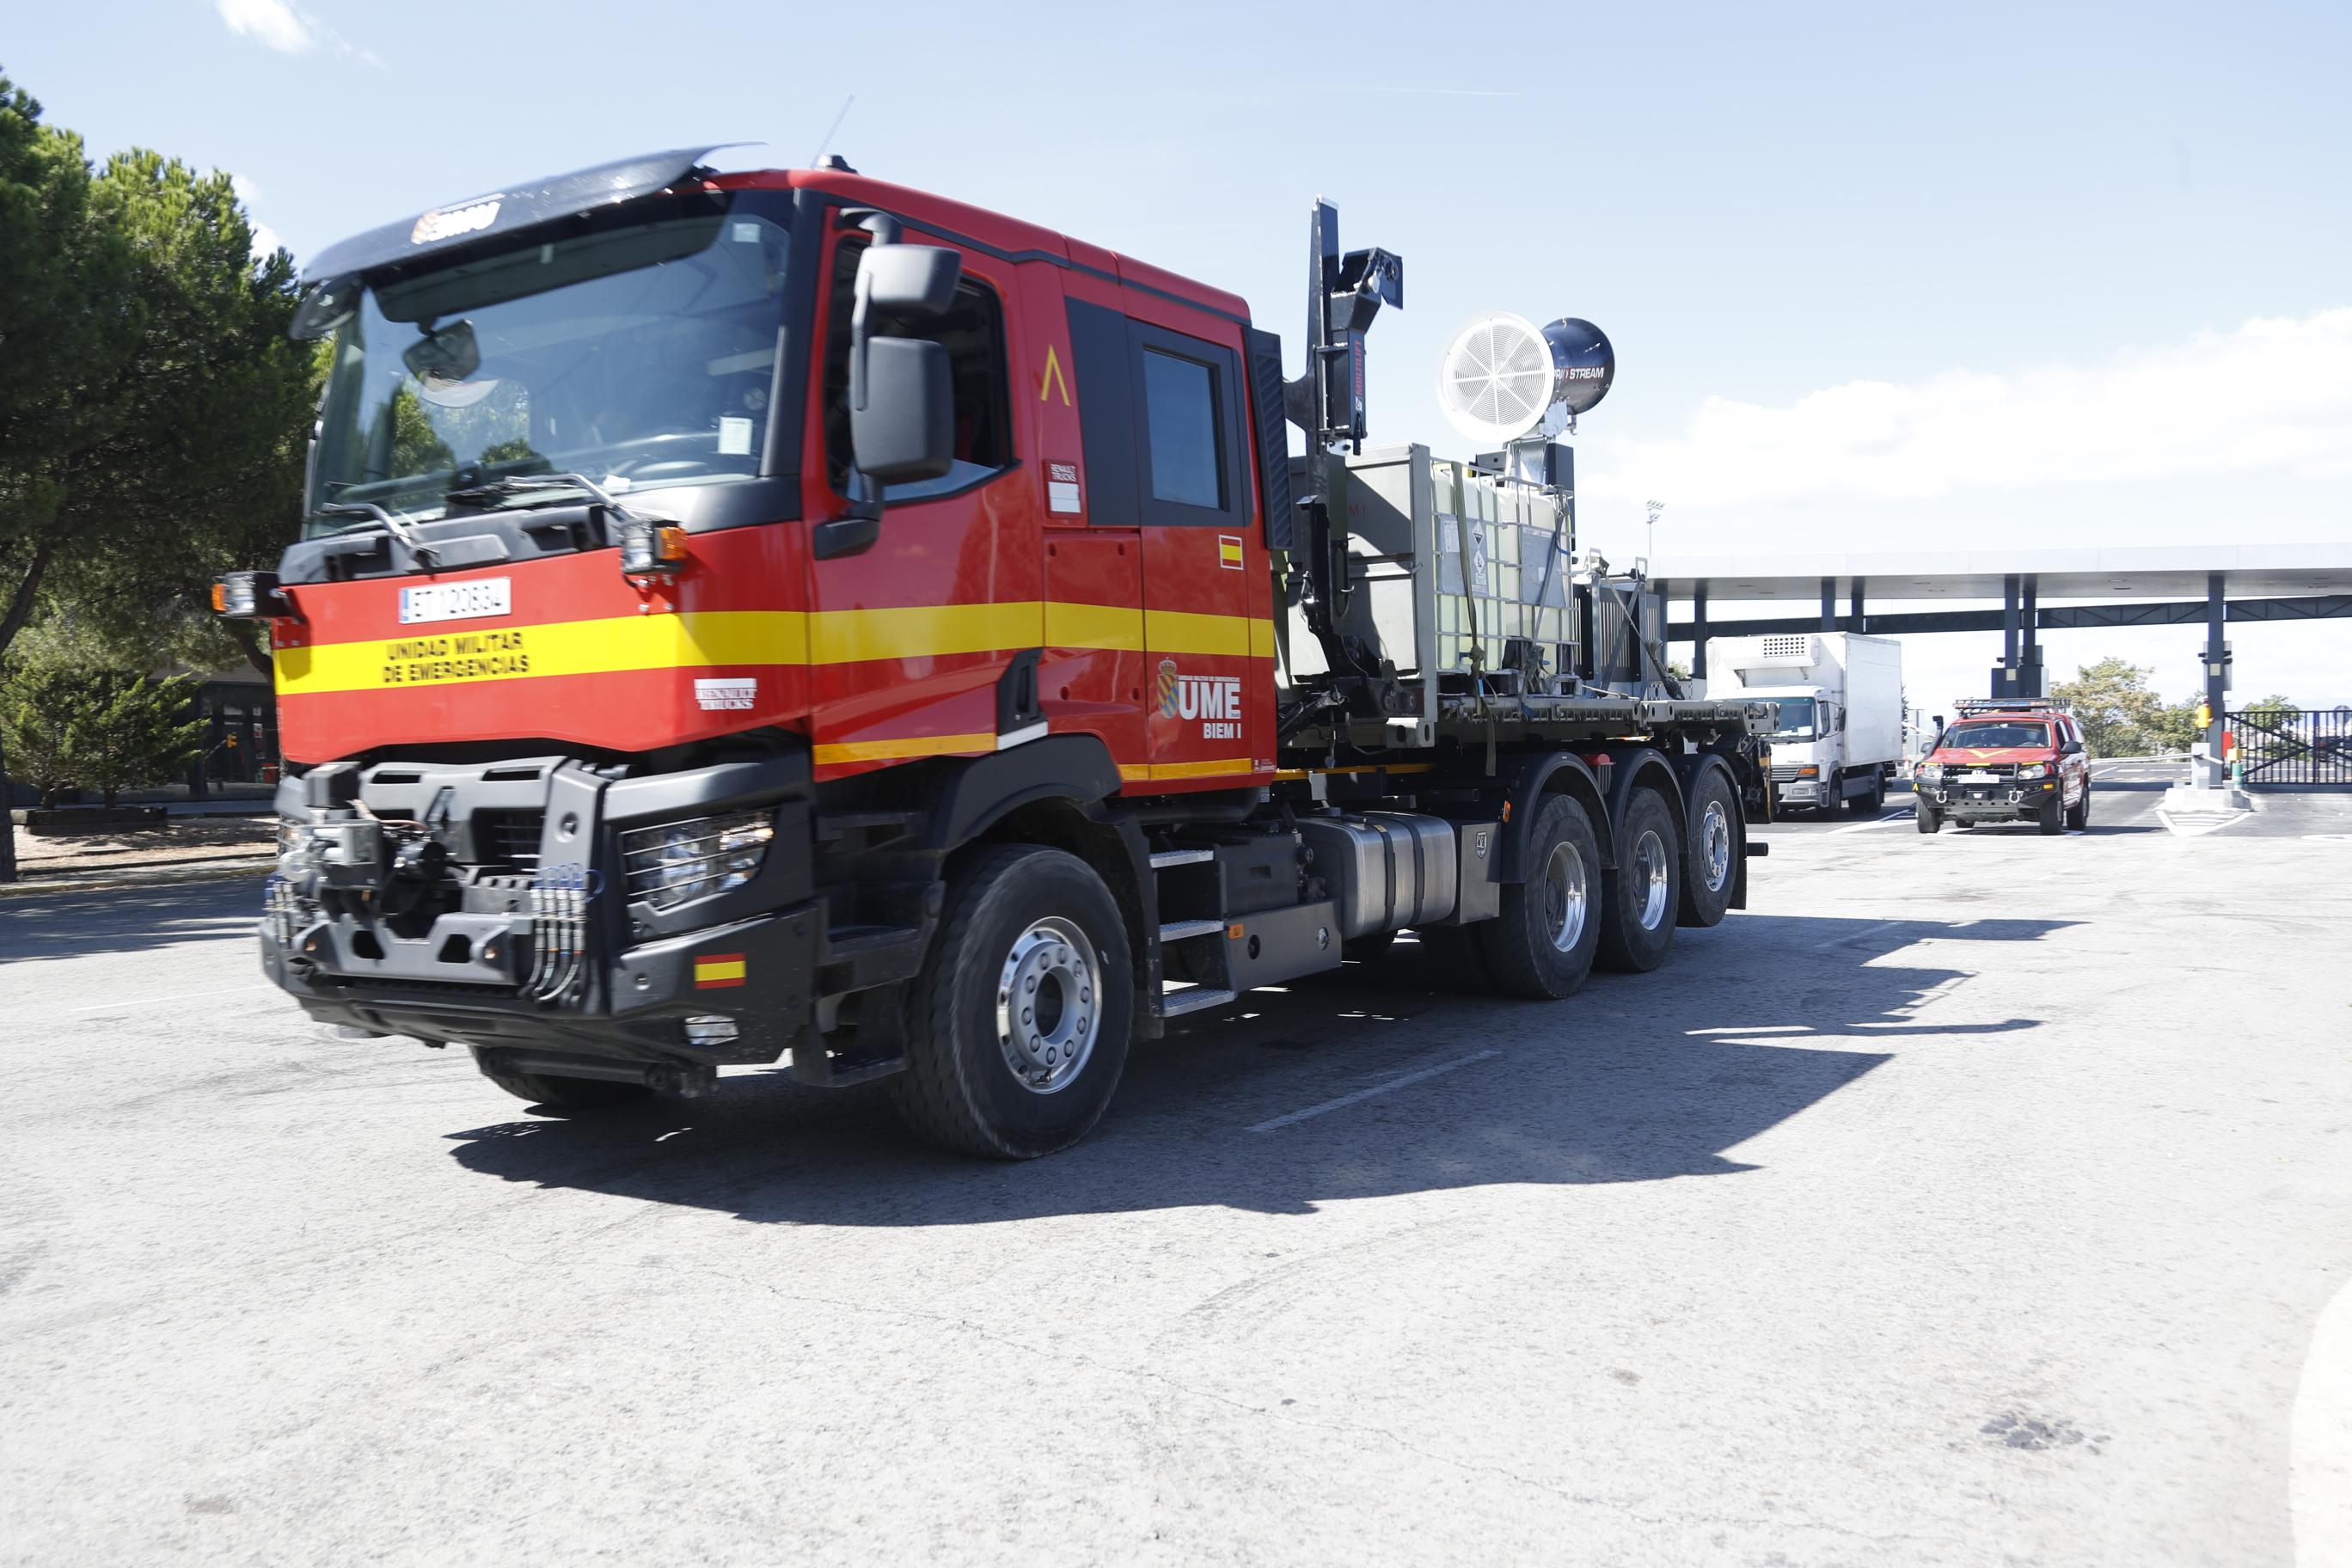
xmin=2017 ymin=763 xmax=2049 ymax=780
xmin=1919 ymin=763 xmax=1943 ymax=781
xmin=276 ymin=820 xmax=323 ymax=884
xmin=620 ymin=809 xmax=775 ymax=910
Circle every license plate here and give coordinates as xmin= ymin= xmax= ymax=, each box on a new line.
xmin=1959 ymin=770 xmax=1999 ymax=783
xmin=400 ymin=577 xmax=511 ymax=624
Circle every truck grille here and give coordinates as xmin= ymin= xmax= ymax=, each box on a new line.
xmin=475 ymin=811 xmax=543 ymax=871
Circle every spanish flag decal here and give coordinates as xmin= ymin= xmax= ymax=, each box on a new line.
xmin=1217 ymin=535 xmax=1244 ymax=570
xmin=694 ymin=952 xmax=747 ymax=989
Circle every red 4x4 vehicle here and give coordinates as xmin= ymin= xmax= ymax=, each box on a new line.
xmin=1914 ymin=702 xmax=2092 ymax=835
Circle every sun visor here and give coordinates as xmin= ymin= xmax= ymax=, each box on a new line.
xmin=297 ymin=144 xmax=750 ymax=289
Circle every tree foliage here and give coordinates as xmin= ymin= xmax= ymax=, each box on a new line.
xmin=2051 ymin=657 xmax=2199 ymax=757
xmin=0 ymin=65 xmax=313 ymax=676
xmin=0 ymin=622 xmax=206 ymax=806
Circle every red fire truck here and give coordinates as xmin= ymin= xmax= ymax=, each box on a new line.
xmin=217 ymin=148 xmax=1774 ymax=1156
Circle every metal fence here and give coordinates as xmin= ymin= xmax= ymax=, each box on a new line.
xmin=2227 ymin=706 xmax=2352 ymax=787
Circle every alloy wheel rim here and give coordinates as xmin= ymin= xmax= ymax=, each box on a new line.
xmin=1701 ymin=801 xmax=1732 ymax=892
xmin=1633 ymin=829 xmax=1671 ymax=929
xmin=995 ymin=916 xmax=1100 ymax=1094
xmin=1543 ymin=840 xmax=1589 ymax=952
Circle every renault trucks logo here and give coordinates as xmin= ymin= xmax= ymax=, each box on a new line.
xmin=411 ymin=197 xmax=502 ymax=245
xmin=695 ymin=678 xmax=756 ymax=712
xmin=1157 ymin=659 xmax=1243 ymax=740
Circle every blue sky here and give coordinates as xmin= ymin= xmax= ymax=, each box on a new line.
xmin=11 ymin=0 xmax=2349 ymax=710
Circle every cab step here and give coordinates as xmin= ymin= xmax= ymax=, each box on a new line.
xmin=1161 ymin=986 xmax=1238 ymax=1019
xmin=1158 ymin=918 xmax=1225 ymax=943
xmin=1149 ymin=848 xmax=1216 ymax=869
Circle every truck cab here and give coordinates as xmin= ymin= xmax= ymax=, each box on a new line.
xmin=1913 ymin=701 xmax=2092 ymax=835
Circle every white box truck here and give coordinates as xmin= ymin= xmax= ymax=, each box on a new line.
xmin=1705 ymin=633 xmax=1904 ymax=815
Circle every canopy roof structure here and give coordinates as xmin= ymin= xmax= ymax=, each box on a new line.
xmin=1646 ymin=543 xmax=2352 ymax=701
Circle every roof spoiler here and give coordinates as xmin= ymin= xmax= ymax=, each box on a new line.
xmin=290 ymin=144 xmax=751 ymax=338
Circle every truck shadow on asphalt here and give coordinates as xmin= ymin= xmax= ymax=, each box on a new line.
xmin=0 ymin=878 xmax=264 ymax=965
xmin=443 ymin=913 xmax=2071 ymax=1223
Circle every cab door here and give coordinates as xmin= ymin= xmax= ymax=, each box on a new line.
xmin=1063 ymin=300 xmax=1272 ymax=788
xmin=800 ymin=230 xmax=1038 ymax=775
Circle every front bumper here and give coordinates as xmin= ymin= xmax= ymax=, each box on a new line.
xmin=264 ymin=900 xmax=820 ymax=1067
xmin=1922 ymin=776 xmax=2060 ymax=818
xmin=259 ymin=749 xmax=824 ymax=1069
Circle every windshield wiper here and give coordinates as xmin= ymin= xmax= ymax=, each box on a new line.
xmin=315 ymin=500 xmax=437 ymax=564
xmin=445 ymin=471 xmax=633 ymax=514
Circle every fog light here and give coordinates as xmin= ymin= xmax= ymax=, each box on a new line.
xmin=683 ymin=1015 xmax=739 ymax=1047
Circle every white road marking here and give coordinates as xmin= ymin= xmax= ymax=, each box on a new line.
xmin=2293 ymin=1272 xmax=2352 ymax=1568
xmin=67 ymin=983 xmax=276 ymax=1014
xmin=1831 ymin=811 xmax=1912 ymax=834
xmin=1248 ymin=1050 xmax=1499 ymax=1133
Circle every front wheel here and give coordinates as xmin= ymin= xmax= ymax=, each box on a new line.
xmin=1597 ymin=787 xmax=1682 ymax=974
xmin=1476 ymin=793 xmax=1603 ymax=999
xmin=889 ymin=845 xmax=1133 ymax=1159
xmin=2037 ymin=796 xmax=2065 ymax=836
xmin=1915 ymin=804 xmax=1941 ymax=834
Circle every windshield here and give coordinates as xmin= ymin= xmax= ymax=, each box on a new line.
xmin=308 ymin=192 xmax=790 ymax=531
xmin=1942 ymin=721 xmax=2052 ymax=750
xmin=1769 ymin=697 xmax=1817 ymax=738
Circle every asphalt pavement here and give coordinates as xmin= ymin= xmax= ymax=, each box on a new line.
xmin=4 ymin=781 xmax=2350 ymax=1566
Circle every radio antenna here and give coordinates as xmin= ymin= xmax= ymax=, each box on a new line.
xmin=808 ymin=96 xmax=855 ymax=167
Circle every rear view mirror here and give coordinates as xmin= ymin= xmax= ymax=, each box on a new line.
xmin=858 ymin=243 xmax=961 ymax=318
xmin=401 ymin=319 xmax=481 ymax=384
xmin=2061 ymin=738 xmax=2084 ymax=756
xmin=852 ymin=337 xmax=954 ymax=484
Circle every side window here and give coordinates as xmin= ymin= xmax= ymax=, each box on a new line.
xmin=1125 ymin=321 xmax=1247 ymax=530
xmin=822 ymin=238 xmax=1014 ymax=499
xmin=1142 ymin=348 xmax=1224 ymax=509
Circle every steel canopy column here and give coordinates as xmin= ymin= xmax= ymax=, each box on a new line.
xmin=1692 ymin=581 xmax=1710 ymax=682
xmin=2020 ymin=574 xmax=2042 ymax=697
xmin=1850 ymin=577 xmax=1867 ymax=635
xmin=2205 ymin=572 xmax=2228 ymax=775
xmin=1820 ymin=577 xmax=1835 ymax=632
xmin=1998 ymin=574 xmax=2021 ymax=697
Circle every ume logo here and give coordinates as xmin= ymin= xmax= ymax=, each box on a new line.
xmin=1157 ymin=658 xmax=1243 ymax=740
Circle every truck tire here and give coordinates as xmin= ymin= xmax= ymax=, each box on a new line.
xmin=1597 ymin=787 xmax=1681 ymax=974
xmin=888 ymin=844 xmax=1132 ymax=1159
xmin=1915 ymin=803 xmax=1941 ymax=834
xmin=2066 ymin=783 xmax=2091 ymax=830
xmin=474 ymin=1054 xmax=652 ymax=1112
xmin=1677 ymin=770 xmax=1741 ymax=928
xmin=1476 ymin=793 xmax=1602 ymax=999
xmin=2037 ymin=796 xmax=2064 ymax=836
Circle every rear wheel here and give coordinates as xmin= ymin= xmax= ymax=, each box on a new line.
xmin=1597 ymin=788 xmax=1681 ymax=974
xmin=1914 ymin=803 xmax=1941 ymax=834
xmin=2066 ymin=782 xmax=2091 ymax=830
xmin=1677 ymin=769 xmax=1741 ymax=928
xmin=888 ymin=845 xmax=1132 ymax=1158
xmin=1475 ymin=793 xmax=1603 ymax=1000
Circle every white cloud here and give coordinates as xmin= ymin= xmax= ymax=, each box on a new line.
xmin=217 ymin=0 xmax=314 ymax=53
xmin=1585 ymin=308 xmax=2352 ymax=510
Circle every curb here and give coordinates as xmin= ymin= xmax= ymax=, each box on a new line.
xmin=0 ymin=860 xmax=274 ymax=898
